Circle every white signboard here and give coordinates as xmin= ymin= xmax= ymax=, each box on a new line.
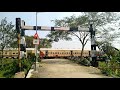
xmin=33 ymin=39 xmax=39 ymax=45
xmin=20 ymin=37 xmax=25 ymax=44
xmin=20 ymin=51 xmax=24 ymax=59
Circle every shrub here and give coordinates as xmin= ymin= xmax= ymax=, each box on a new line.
xmin=0 ymin=58 xmax=34 ymax=78
xmin=21 ymin=58 xmax=34 ymax=76
xmin=99 ymin=60 xmax=120 ymax=77
xmin=0 ymin=59 xmax=19 ymax=78
xmin=79 ymin=58 xmax=91 ymax=66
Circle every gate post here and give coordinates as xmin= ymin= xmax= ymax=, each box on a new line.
xmin=20 ymin=20 xmax=26 ymax=59
xmin=89 ymin=24 xmax=98 ymax=67
xmin=16 ymin=18 xmax=21 ymax=71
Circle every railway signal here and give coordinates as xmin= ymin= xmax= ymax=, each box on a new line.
xmin=16 ymin=18 xmax=21 ymax=33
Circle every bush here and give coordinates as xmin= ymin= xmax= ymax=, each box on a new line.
xmin=99 ymin=60 xmax=120 ymax=77
xmin=68 ymin=56 xmax=91 ymax=66
xmin=21 ymin=58 xmax=34 ymax=76
xmin=0 ymin=58 xmax=34 ymax=78
xmin=27 ymin=52 xmax=36 ymax=61
xmin=79 ymin=58 xmax=91 ymax=66
xmin=0 ymin=59 xmax=19 ymax=78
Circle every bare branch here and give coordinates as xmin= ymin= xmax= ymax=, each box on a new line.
xmin=83 ymin=32 xmax=85 ymax=38
xmin=84 ymin=38 xmax=89 ymax=46
xmin=71 ymin=32 xmax=80 ymax=39
xmin=79 ymin=31 xmax=82 ymax=39
xmin=71 ymin=32 xmax=83 ymax=43
xmin=83 ymin=32 xmax=89 ymax=43
xmin=81 ymin=32 xmax=84 ymax=38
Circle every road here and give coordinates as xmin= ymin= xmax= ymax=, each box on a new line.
xmin=31 ymin=59 xmax=111 ymax=78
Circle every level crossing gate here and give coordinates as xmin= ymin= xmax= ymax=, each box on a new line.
xmin=16 ymin=18 xmax=98 ymax=71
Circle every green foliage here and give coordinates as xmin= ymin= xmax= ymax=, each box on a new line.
xmin=115 ymin=51 xmax=120 ymax=62
xmin=68 ymin=56 xmax=91 ymax=66
xmin=38 ymin=38 xmax=52 ymax=49
xmin=0 ymin=59 xmax=19 ymax=78
xmin=96 ymin=41 xmax=119 ymax=60
xmin=23 ymin=35 xmax=52 ymax=49
xmin=0 ymin=58 xmax=34 ymax=78
xmin=47 ymin=12 xmax=120 ymax=58
xmin=49 ymin=12 xmax=119 ymax=39
xmin=27 ymin=52 xmax=35 ymax=61
xmin=25 ymin=35 xmax=34 ymax=48
xmin=0 ymin=17 xmax=17 ymax=49
xmin=99 ymin=62 xmax=112 ymax=76
xmin=21 ymin=58 xmax=34 ymax=75
xmin=99 ymin=60 xmax=120 ymax=77
xmin=98 ymin=49 xmax=120 ymax=77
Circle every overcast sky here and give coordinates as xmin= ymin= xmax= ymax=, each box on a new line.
xmin=0 ymin=12 xmax=120 ymax=50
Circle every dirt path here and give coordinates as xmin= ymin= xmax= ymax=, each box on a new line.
xmin=31 ymin=59 xmax=111 ymax=78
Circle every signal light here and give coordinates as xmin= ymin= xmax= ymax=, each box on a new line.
xmin=16 ymin=18 xmax=21 ymax=33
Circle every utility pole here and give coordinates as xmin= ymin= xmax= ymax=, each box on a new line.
xmin=35 ymin=12 xmax=38 ymax=71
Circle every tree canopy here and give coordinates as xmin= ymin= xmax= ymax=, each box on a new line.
xmin=47 ymin=12 xmax=120 ymax=58
xmin=0 ymin=17 xmax=16 ymax=50
xmin=25 ymin=35 xmax=52 ymax=49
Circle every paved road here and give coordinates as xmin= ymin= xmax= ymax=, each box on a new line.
xmin=31 ymin=59 xmax=111 ymax=78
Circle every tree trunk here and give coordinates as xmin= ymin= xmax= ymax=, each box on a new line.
xmin=2 ymin=49 xmax=3 ymax=58
xmin=1 ymin=48 xmax=3 ymax=68
xmin=80 ymin=45 xmax=85 ymax=60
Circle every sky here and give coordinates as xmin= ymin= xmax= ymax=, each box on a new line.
xmin=0 ymin=12 xmax=120 ymax=50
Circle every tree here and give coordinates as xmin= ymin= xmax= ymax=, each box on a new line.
xmin=96 ymin=40 xmax=119 ymax=60
xmin=38 ymin=38 xmax=52 ymax=49
xmin=0 ymin=17 xmax=15 ymax=58
xmin=25 ymin=35 xmax=34 ymax=48
xmin=10 ymin=34 xmax=53 ymax=50
xmin=47 ymin=12 xmax=120 ymax=59
xmin=25 ymin=35 xmax=52 ymax=49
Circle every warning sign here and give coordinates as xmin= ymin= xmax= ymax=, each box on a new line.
xmin=33 ymin=39 xmax=39 ymax=45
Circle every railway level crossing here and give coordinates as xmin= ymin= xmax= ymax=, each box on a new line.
xmin=16 ymin=18 xmax=98 ymax=71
